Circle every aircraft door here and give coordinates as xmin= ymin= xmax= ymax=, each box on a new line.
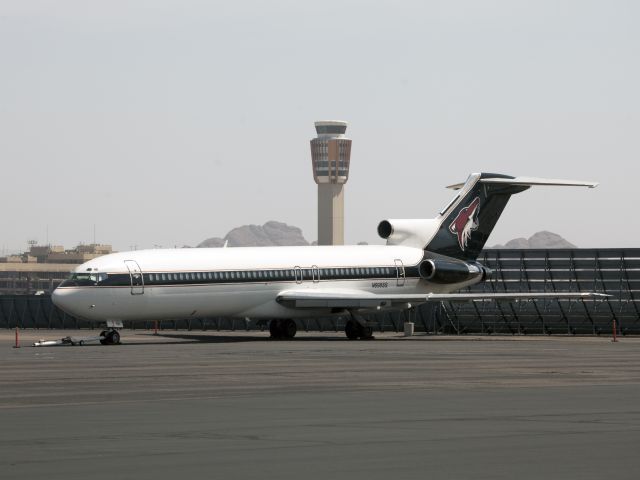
xmin=394 ymin=259 xmax=405 ymax=287
xmin=294 ymin=266 xmax=303 ymax=284
xmin=312 ymin=265 xmax=320 ymax=283
xmin=124 ymin=260 xmax=144 ymax=295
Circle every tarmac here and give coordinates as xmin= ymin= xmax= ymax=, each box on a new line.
xmin=1 ymin=329 xmax=639 ymax=479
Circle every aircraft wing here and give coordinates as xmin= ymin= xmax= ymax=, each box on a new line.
xmin=276 ymin=290 xmax=610 ymax=309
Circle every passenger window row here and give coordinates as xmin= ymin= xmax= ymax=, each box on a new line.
xmin=144 ymin=267 xmax=395 ymax=284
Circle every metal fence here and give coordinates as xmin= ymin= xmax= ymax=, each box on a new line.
xmin=1 ymin=249 xmax=638 ymax=335
xmin=440 ymin=248 xmax=640 ymax=335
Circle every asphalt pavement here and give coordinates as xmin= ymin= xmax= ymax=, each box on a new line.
xmin=1 ymin=330 xmax=639 ymax=479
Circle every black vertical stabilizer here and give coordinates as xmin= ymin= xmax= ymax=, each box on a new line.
xmin=425 ymin=173 xmax=529 ymax=261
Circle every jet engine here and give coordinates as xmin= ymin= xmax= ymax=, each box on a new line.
xmin=377 ymin=219 xmax=440 ymax=249
xmin=418 ymin=258 xmax=489 ymax=284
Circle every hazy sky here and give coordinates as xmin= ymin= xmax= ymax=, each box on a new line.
xmin=1 ymin=0 xmax=638 ymax=253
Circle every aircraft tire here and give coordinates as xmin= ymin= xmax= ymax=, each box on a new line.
xmin=100 ymin=331 xmax=108 ymax=345
xmin=269 ymin=320 xmax=283 ymax=339
xmin=360 ymin=326 xmax=374 ymax=340
xmin=103 ymin=330 xmax=120 ymax=345
xmin=345 ymin=320 xmax=360 ymax=340
xmin=282 ymin=319 xmax=297 ymax=339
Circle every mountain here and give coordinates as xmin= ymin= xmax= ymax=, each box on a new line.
xmin=198 ymin=224 xmax=575 ymax=250
xmin=198 ymin=221 xmax=310 ymax=248
xmin=490 ymin=231 xmax=577 ymax=249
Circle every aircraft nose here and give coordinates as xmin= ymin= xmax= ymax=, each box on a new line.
xmin=52 ymin=287 xmax=100 ymax=321
xmin=52 ymin=288 xmax=76 ymax=316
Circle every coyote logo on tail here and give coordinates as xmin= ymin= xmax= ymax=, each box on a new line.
xmin=449 ymin=197 xmax=480 ymax=251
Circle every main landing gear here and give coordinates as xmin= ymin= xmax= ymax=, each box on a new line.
xmin=269 ymin=319 xmax=297 ymax=339
xmin=268 ymin=315 xmax=374 ymax=340
xmin=99 ymin=329 xmax=121 ymax=345
xmin=345 ymin=311 xmax=374 ymax=340
xmin=344 ymin=321 xmax=373 ymax=340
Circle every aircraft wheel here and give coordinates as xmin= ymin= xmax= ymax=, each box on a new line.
xmin=103 ymin=330 xmax=121 ymax=345
xmin=269 ymin=320 xmax=283 ymax=339
xmin=100 ymin=330 xmax=108 ymax=345
xmin=360 ymin=326 xmax=374 ymax=340
xmin=282 ymin=319 xmax=297 ymax=339
xmin=345 ymin=320 xmax=360 ymax=340
xmin=345 ymin=321 xmax=374 ymax=340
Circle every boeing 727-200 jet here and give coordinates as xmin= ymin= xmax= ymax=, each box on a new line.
xmin=52 ymin=173 xmax=605 ymax=344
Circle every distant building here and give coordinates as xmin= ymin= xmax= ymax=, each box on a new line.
xmin=46 ymin=244 xmax=113 ymax=264
xmin=0 ymin=243 xmax=113 ymax=265
xmin=0 ymin=244 xmax=115 ymax=294
xmin=310 ymin=120 xmax=352 ymax=245
xmin=0 ymin=263 xmax=74 ymax=295
xmin=28 ymin=245 xmax=64 ymax=263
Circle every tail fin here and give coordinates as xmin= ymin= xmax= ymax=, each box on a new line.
xmin=425 ymin=173 xmax=597 ymax=260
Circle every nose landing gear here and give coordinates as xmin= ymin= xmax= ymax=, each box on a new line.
xmin=99 ymin=320 xmax=123 ymax=345
xmin=344 ymin=320 xmax=374 ymax=340
xmin=99 ymin=329 xmax=121 ymax=345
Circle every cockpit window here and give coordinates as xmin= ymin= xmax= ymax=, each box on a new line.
xmin=59 ymin=272 xmax=108 ymax=287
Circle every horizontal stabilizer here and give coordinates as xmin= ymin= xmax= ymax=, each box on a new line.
xmin=428 ymin=172 xmax=599 ymax=260
xmin=276 ymin=290 xmax=609 ymax=309
xmin=447 ymin=176 xmax=598 ymax=190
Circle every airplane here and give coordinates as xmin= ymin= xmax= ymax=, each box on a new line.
xmin=52 ymin=173 xmax=605 ymax=345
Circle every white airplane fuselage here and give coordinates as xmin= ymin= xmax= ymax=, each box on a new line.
xmin=52 ymin=245 xmax=480 ymax=323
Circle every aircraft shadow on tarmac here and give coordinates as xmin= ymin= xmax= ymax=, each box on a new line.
xmin=129 ymin=332 xmax=375 ymax=344
xmin=29 ymin=331 xmax=399 ymax=347
xmin=113 ymin=331 xmax=406 ymax=345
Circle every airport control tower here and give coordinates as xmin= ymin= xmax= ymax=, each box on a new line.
xmin=310 ymin=120 xmax=352 ymax=245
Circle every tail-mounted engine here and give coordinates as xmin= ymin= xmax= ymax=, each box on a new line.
xmin=377 ymin=219 xmax=440 ymax=249
xmin=419 ymin=258 xmax=490 ymax=284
